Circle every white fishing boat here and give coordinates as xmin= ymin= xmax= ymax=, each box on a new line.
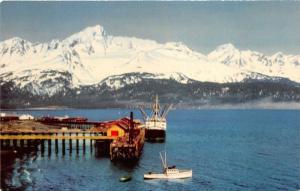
xmin=144 ymin=152 xmax=192 ymax=179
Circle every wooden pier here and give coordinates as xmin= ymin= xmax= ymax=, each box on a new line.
xmin=0 ymin=112 xmax=145 ymax=161
xmin=0 ymin=131 xmax=114 ymax=156
xmin=0 ymin=132 xmax=117 ymax=140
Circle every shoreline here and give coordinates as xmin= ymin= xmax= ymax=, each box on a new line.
xmin=1 ymin=102 xmax=300 ymax=111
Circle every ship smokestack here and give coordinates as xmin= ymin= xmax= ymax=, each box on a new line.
xmin=129 ymin=111 xmax=134 ymax=144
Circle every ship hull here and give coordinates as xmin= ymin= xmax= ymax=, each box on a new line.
xmin=145 ymin=129 xmax=166 ymax=141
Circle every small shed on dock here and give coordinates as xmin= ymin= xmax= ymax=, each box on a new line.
xmin=19 ymin=114 xmax=34 ymax=120
xmin=106 ymin=125 xmax=125 ymax=137
xmin=91 ymin=117 xmax=143 ymax=138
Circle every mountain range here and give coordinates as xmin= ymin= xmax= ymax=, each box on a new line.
xmin=1 ymin=25 xmax=300 ymax=108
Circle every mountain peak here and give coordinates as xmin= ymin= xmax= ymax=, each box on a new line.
xmin=272 ymin=52 xmax=284 ymax=58
xmin=81 ymin=25 xmax=106 ymax=36
xmin=63 ymin=25 xmax=107 ymax=46
xmin=1 ymin=37 xmax=30 ymax=45
xmin=208 ymin=43 xmax=239 ymax=59
xmin=216 ymin=43 xmax=237 ymax=51
xmin=0 ymin=37 xmax=33 ymax=56
xmin=165 ymin=42 xmax=191 ymax=52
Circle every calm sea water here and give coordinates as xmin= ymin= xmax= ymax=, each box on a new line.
xmin=1 ymin=109 xmax=300 ymax=191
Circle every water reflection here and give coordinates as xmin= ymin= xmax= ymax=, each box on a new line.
xmin=0 ymin=138 xmax=113 ymax=190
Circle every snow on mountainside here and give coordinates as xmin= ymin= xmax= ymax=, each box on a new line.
xmin=208 ymin=43 xmax=300 ymax=83
xmin=1 ymin=25 xmax=300 ymax=95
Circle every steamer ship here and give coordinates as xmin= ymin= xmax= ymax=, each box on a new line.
xmin=139 ymin=95 xmax=172 ymax=141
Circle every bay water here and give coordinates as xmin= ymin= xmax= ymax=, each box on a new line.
xmin=1 ymin=109 xmax=300 ymax=190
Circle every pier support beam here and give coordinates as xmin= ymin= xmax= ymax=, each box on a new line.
xmin=90 ymin=132 xmax=93 ymax=153
xmin=83 ymin=132 xmax=86 ymax=154
xmin=27 ymin=135 xmax=31 ymax=148
xmin=62 ymin=132 xmax=65 ymax=156
xmin=48 ymin=136 xmax=52 ymax=157
xmin=41 ymin=138 xmax=45 ymax=156
xmin=55 ymin=133 xmax=58 ymax=154
xmin=20 ymin=133 xmax=24 ymax=148
xmin=13 ymin=134 xmax=17 ymax=148
xmin=76 ymin=133 xmax=79 ymax=155
xmin=69 ymin=133 xmax=72 ymax=154
xmin=34 ymin=139 xmax=38 ymax=150
xmin=6 ymin=139 xmax=11 ymax=148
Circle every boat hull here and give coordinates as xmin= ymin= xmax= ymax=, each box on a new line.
xmin=145 ymin=129 xmax=166 ymax=141
xmin=144 ymin=170 xmax=192 ymax=179
xmin=119 ymin=175 xmax=132 ymax=182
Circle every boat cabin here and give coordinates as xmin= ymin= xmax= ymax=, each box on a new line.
xmin=165 ymin=168 xmax=180 ymax=174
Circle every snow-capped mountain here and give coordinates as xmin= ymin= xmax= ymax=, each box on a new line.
xmin=1 ymin=25 xmax=300 ymax=95
xmin=208 ymin=44 xmax=300 ymax=83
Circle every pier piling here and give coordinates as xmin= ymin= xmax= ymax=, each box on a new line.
xmin=48 ymin=138 xmax=52 ymax=156
xmin=5 ymin=138 xmax=10 ymax=148
xmin=62 ymin=132 xmax=65 ymax=156
xmin=20 ymin=133 xmax=24 ymax=148
xmin=41 ymin=139 xmax=45 ymax=156
xmin=90 ymin=132 xmax=93 ymax=153
xmin=83 ymin=133 xmax=86 ymax=154
xmin=55 ymin=134 xmax=58 ymax=154
xmin=13 ymin=138 xmax=17 ymax=148
xmin=27 ymin=138 xmax=31 ymax=148
xmin=69 ymin=133 xmax=72 ymax=154
xmin=76 ymin=133 xmax=79 ymax=154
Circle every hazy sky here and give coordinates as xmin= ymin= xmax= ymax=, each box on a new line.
xmin=1 ymin=1 xmax=300 ymax=55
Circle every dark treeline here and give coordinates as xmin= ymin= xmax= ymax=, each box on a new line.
xmin=1 ymin=78 xmax=300 ymax=109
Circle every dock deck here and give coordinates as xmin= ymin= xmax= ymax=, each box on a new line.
xmin=0 ymin=134 xmax=117 ymax=140
xmin=0 ymin=112 xmax=145 ymax=161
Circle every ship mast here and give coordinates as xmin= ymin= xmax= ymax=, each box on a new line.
xmin=152 ymin=95 xmax=160 ymax=120
xmin=139 ymin=94 xmax=171 ymax=121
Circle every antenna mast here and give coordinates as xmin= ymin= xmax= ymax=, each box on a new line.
xmin=152 ymin=94 xmax=160 ymax=119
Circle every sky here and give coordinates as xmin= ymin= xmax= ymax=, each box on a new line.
xmin=1 ymin=1 xmax=300 ymax=55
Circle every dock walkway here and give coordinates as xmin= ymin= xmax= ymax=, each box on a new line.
xmin=0 ymin=112 xmax=145 ymax=161
xmin=0 ymin=131 xmax=117 ymax=140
